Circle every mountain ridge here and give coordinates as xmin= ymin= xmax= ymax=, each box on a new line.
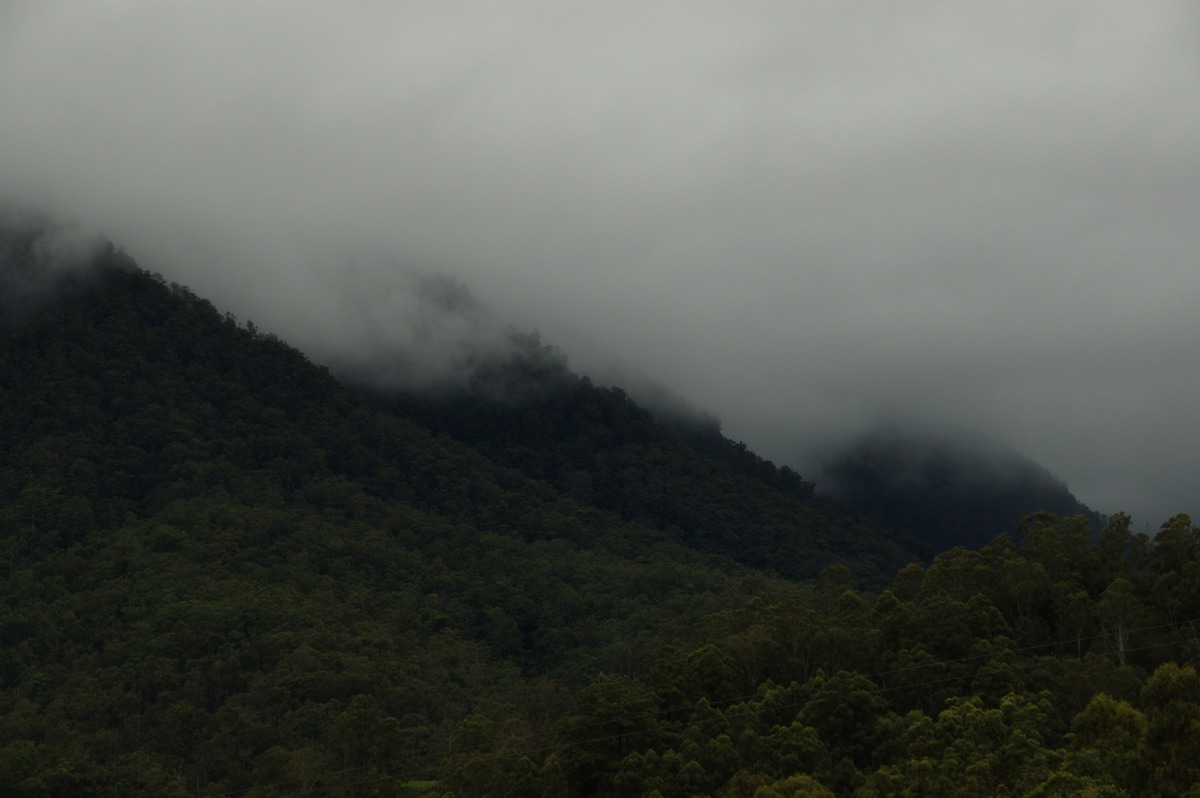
xmin=819 ymin=425 xmax=1100 ymax=552
xmin=1 ymin=220 xmax=1137 ymax=797
xmin=1 ymin=237 xmax=814 ymax=792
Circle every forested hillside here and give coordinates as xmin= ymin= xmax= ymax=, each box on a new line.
xmin=456 ymin=512 xmax=1200 ymax=797
xmin=0 ymin=228 xmax=888 ymax=795
xmin=821 ymin=428 xmax=1099 ymax=553
xmin=379 ymin=347 xmax=917 ymax=583
xmin=2 ymin=227 xmax=1197 ymax=797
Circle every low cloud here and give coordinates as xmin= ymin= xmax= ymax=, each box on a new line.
xmin=3 ymin=1 xmax=1198 ymax=526
xmin=0 ymin=208 xmax=108 ymax=322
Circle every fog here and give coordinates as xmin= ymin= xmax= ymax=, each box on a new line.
xmin=3 ymin=1 xmax=1198 ymax=526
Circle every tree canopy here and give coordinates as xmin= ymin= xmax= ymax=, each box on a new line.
xmin=2 ymin=237 xmax=1197 ymax=796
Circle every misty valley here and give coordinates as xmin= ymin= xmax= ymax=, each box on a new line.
xmin=2 ymin=219 xmax=1199 ymax=797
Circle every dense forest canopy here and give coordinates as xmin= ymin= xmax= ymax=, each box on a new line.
xmin=1 ymin=226 xmax=1197 ymax=796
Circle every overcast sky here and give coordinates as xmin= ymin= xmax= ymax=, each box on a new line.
xmin=3 ymin=1 xmax=1198 ymax=526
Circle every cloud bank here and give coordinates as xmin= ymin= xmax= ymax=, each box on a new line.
xmin=3 ymin=1 xmax=1198 ymax=525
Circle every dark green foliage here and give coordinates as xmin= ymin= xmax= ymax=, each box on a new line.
xmin=4 ymin=229 xmax=1200 ymax=796
xmin=0 ymin=251 xmax=802 ymax=795
xmin=475 ymin=513 xmax=1200 ymax=798
xmin=381 ymin=346 xmax=918 ymax=586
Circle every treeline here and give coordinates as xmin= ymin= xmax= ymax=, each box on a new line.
xmin=821 ymin=428 xmax=1099 ymax=552
xmin=425 ymin=512 xmax=1200 ymax=798
xmin=2 ymin=237 xmax=1197 ymax=796
xmin=379 ymin=337 xmax=915 ymax=586
xmin=1 ymin=241 xmax=917 ymax=796
xmin=0 ymin=257 xmax=797 ymax=796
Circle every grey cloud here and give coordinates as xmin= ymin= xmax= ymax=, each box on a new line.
xmin=2 ymin=1 xmax=1198 ymax=526
xmin=0 ymin=209 xmax=108 ymax=321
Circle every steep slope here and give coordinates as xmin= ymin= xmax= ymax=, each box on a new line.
xmin=6 ymin=222 xmax=1178 ymax=798
xmin=376 ymin=346 xmax=920 ymax=585
xmin=0 ymin=238 xmax=799 ymax=794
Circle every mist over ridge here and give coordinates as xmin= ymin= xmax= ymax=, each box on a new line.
xmin=4 ymin=2 xmax=1199 ymax=526
xmin=814 ymin=423 xmax=1099 ymax=551
xmin=0 ymin=200 xmax=1165 ymax=539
